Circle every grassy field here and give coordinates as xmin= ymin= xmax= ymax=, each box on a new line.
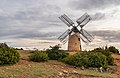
xmin=0 ymin=50 xmax=119 ymax=78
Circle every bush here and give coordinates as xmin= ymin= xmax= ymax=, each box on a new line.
xmin=91 ymin=47 xmax=114 ymax=65
xmin=46 ymin=45 xmax=69 ymax=60
xmin=87 ymin=52 xmax=108 ymax=68
xmin=107 ymin=55 xmax=114 ymax=65
xmin=92 ymin=47 xmax=112 ymax=56
xmin=0 ymin=43 xmax=20 ymax=65
xmin=29 ymin=51 xmax=48 ymax=62
xmin=63 ymin=53 xmax=88 ymax=67
xmin=102 ymin=49 xmax=114 ymax=65
xmin=63 ymin=52 xmax=108 ymax=68
xmin=62 ymin=46 xmax=115 ymax=68
xmin=109 ymin=46 xmax=119 ymax=54
xmin=15 ymin=48 xmax=23 ymax=50
xmin=47 ymin=50 xmax=69 ymax=60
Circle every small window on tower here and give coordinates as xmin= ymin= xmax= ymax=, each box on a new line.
xmin=78 ymin=38 xmax=80 ymax=41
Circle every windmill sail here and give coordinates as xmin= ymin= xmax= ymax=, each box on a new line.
xmin=80 ymin=16 xmax=92 ymax=28
xmin=82 ymin=29 xmax=94 ymax=39
xmin=62 ymin=14 xmax=74 ymax=26
xmin=59 ymin=16 xmax=71 ymax=27
xmin=59 ymin=14 xmax=74 ymax=27
xmin=80 ymin=31 xmax=91 ymax=42
xmin=76 ymin=13 xmax=89 ymax=25
xmin=80 ymin=29 xmax=94 ymax=42
xmin=58 ymin=29 xmax=72 ymax=44
xmin=80 ymin=34 xmax=89 ymax=44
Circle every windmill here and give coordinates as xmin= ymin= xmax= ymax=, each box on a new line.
xmin=58 ymin=13 xmax=94 ymax=52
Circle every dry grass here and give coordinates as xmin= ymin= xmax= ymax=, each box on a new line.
xmin=79 ymin=69 xmax=118 ymax=78
xmin=0 ymin=61 xmax=58 ymax=78
xmin=112 ymin=54 xmax=120 ymax=59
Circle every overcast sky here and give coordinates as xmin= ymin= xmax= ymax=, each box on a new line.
xmin=0 ymin=0 xmax=120 ymax=50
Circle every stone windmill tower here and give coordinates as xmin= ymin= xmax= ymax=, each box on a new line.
xmin=58 ymin=13 xmax=94 ymax=52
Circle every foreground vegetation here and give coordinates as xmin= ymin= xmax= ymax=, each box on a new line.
xmin=29 ymin=45 xmax=115 ymax=69
xmin=29 ymin=51 xmax=48 ymax=62
xmin=63 ymin=52 xmax=108 ymax=68
xmin=0 ymin=58 xmax=118 ymax=78
xmin=0 ymin=43 xmax=20 ymax=65
xmin=27 ymin=45 xmax=120 ymax=71
xmin=0 ymin=43 xmax=119 ymax=77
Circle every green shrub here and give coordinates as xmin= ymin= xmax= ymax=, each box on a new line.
xmin=63 ymin=52 xmax=108 ymax=68
xmin=91 ymin=47 xmax=114 ymax=65
xmin=29 ymin=51 xmax=48 ymax=62
xmin=62 ymin=46 xmax=115 ymax=68
xmin=0 ymin=43 xmax=20 ymax=65
xmin=92 ymin=48 xmax=112 ymax=56
xmin=63 ymin=53 xmax=88 ymax=67
xmin=109 ymin=46 xmax=119 ymax=54
xmin=102 ymin=49 xmax=114 ymax=65
xmin=46 ymin=45 xmax=69 ymax=60
xmin=47 ymin=50 xmax=69 ymax=60
xmin=107 ymin=55 xmax=114 ymax=65
xmin=87 ymin=52 xmax=108 ymax=68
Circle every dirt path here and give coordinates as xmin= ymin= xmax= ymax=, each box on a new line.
xmin=114 ymin=58 xmax=120 ymax=76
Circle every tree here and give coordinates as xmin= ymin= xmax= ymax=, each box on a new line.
xmin=109 ymin=46 xmax=119 ymax=54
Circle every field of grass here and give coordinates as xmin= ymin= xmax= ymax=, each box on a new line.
xmin=0 ymin=50 xmax=119 ymax=78
xmin=0 ymin=61 xmax=58 ymax=78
